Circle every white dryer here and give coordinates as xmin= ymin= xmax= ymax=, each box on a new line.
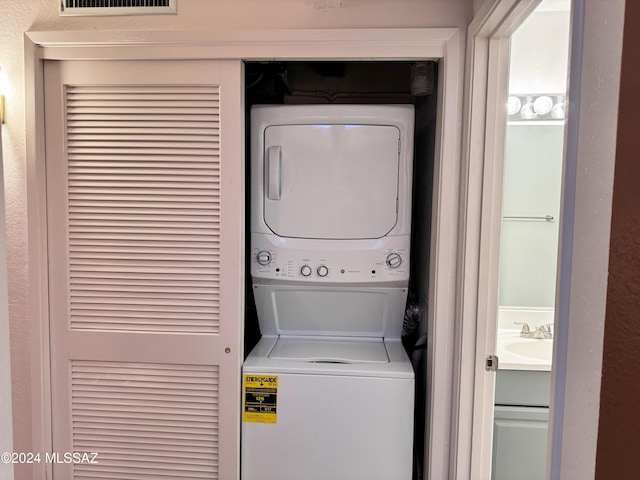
xmin=243 ymin=105 xmax=415 ymax=480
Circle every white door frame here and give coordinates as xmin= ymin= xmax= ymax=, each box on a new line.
xmin=455 ymin=1 xmax=542 ymax=479
xmin=24 ymin=28 xmax=462 ymax=480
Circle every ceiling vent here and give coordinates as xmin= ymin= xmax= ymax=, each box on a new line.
xmin=60 ymin=0 xmax=176 ymax=16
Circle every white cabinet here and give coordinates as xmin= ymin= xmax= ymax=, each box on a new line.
xmin=492 ymin=370 xmax=551 ymax=480
xmin=492 ymin=406 xmax=549 ymax=480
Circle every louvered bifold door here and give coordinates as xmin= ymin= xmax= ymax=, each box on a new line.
xmin=44 ymin=60 xmax=243 ymax=480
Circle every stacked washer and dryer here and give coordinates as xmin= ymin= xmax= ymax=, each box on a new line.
xmin=242 ymin=104 xmax=415 ymax=480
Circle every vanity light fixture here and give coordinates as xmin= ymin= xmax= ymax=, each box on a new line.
xmin=507 ymin=94 xmax=566 ymax=121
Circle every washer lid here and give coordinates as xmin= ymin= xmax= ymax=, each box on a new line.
xmin=263 ymin=124 xmax=400 ymax=239
xmin=268 ymin=337 xmax=389 ymax=364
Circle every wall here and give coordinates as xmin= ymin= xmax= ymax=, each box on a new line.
xmin=595 ymin=0 xmax=640 ymax=476
xmin=0 ymin=1 xmax=472 ymax=478
xmin=508 ymin=4 xmax=570 ymax=95
xmin=548 ymin=0 xmax=625 ymax=478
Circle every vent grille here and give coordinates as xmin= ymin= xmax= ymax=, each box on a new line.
xmin=65 ymin=85 xmax=221 ymax=334
xmin=71 ymin=360 xmax=219 ymax=479
xmin=61 ymin=0 xmax=176 ymax=16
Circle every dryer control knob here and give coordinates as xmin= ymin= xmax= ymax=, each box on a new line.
xmin=256 ymin=250 xmax=272 ymax=266
xmin=317 ymin=265 xmax=329 ymax=277
xmin=300 ymin=265 xmax=312 ymax=277
xmin=386 ymin=252 xmax=403 ymax=269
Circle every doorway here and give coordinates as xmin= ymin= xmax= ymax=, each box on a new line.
xmin=459 ymin=1 xmax=571 ymax=478
xmin=493 ymin=3 xmax=570 ymax=478
xmin=242 ymin=60 xmax=438 ymax=479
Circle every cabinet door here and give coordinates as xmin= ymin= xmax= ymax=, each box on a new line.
xmin=44 ymin=59 xmax=243 ymax=479
xmin=492 ymin=406 xmax=549 ymax=480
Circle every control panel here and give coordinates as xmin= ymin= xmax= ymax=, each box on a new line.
xmin=251 ymin=233 xmax=410 ymax=283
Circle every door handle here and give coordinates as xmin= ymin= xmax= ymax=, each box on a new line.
xmin=266 ymin=145 xmax=281 ymax=201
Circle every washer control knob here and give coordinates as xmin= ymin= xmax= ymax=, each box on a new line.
xmin=386 ymin=252 xmax=403 ymax=269
xmin=256 ymin=250 xmax=272 ymax=266
xmin=317 ymin=265 xmax=329 ymax=277
xmin=300 ymin=265 xmax=312 ymax=277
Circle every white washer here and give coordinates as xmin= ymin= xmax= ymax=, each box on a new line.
xmin=242 ymin=336 xmax=414 ymax=480
xmin=243 ymin=105 xmax=415 ymax=480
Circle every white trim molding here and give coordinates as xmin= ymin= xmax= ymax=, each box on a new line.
xmin=455 ymin=1 xmax=540 ymax=478
xmin=26 ymin=28 xmax=453 ymax=61
xmin=25 ymin=28 xmax=462 ymax=480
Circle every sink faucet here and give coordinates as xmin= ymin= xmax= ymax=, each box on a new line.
xmin=533 ymin=324 xmax=553 ymax=339
xmin=514 ymin=321 xmax=532 ymax=337
xmin=514 ymin=322 xmax=553 ymax=339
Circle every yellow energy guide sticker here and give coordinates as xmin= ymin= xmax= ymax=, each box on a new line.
xmin=243 ymin=374 xmax=278 ymax=424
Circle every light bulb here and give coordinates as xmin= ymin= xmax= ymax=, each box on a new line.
xmin=520 ymin=103 xmax=537 ymax=120
xmin=507 ymin=96 xmax=521 ymax=116
xmin=533 ymin=95 xmax=553 ymax=115
xmin=551 ymin=102 xmax=566 ymax=119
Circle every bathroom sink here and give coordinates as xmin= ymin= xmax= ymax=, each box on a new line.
xmin=496 ymin=328 xmax=553 ymax=371
xmin=504 ymin=340 xmax=553 ymax=361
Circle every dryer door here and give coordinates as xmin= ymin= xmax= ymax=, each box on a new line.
xmin=263 ymin=124 xmax=400 ymax=239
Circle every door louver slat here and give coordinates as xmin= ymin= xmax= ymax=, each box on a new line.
xmin=66 ymin=85 xmax=220 ymax=334
xmin=71 ymin=360 xmax=219 ymax=480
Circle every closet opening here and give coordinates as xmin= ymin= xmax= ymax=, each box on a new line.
xmin=243 ymin=60 xmax=438 ymax=479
